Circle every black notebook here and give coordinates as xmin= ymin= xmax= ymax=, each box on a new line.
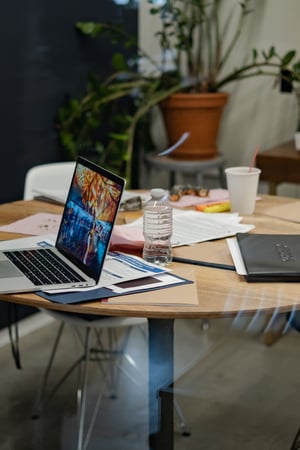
xmin=236 ymin=233 xmax=300 ymax=282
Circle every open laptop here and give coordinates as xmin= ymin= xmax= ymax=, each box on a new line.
xmin=0 ymin=156 xmax=125 ymax=294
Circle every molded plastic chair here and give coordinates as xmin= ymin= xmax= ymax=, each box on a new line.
xmin=23 ymin=161 xmax=76 ymax=202
xmin=32 ymin=311 xmax=146 ymax=450
xmin=24 ymin=161 xmax=148 ymax=449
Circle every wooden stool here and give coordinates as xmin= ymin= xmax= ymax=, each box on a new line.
xmin=256 ymin=140 xmax=300 ymax=195
xmin=144 ymin=153 xmax=226 ymax=188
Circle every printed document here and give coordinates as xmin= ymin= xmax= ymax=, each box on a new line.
xmin=127 ymin=210 xmax=254 ymax=247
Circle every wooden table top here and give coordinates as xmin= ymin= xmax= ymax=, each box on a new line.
xmin=257 ymin=141 xmax=298 ymax=159
xmin=1 ymin=196 xmax=300 ymax=319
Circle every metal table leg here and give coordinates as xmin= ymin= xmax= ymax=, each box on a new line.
xmin=148 ymin=318 xmax=174 ymax=450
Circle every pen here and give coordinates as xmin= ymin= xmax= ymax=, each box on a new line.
xmin=172 ymin=256 xmax=235 ymax=271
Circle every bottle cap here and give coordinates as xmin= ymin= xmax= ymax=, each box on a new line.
xmin=150 ymin=188 xmax=165 ymax=199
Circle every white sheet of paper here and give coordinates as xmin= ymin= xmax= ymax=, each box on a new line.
xmin=98 ymin=252 xmax=169 ymax=288
xmin=106 ymin=272 xmax=185 ymax=294
xmin=0 ymin=234 xmax=57 ymax=250
xmin=226 ymin=237 xmax=247 ymax=275
xmin=129 ymin=210 xmax=254 ymax=247
xmin=32 ymin=188 xmax=68 ymax=205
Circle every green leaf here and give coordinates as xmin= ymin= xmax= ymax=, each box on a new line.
xmin=86 ymin=115 xmax=100 ymax=128
xmin=109 ymin=132 xmax=129 ymax=141
xmin=282 ymin=50 xmax=297 ymax=66
xmin=268 ymin=46 xmax=275 ymax=58
xmin=124 ymin=35 xmax=138 ymax=49
xmin=112 ymin=53 xmax=128 ymax=71
xmin=94 ymin=142 xmax=104 ymax=152
xmin=293 ymin=61 xmax=300 ymax=72
xmin=149 ymin=7 xmax=160 ymax=15
xmin=252 ymin=48 xmax=257 ymax=61
xmin=76 ymin=22 xmax=103 ymax=37
xmin=61 ymin=132 xmax=76 ymax=151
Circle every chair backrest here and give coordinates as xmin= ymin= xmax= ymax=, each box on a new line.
xmin=23 ymin=161 xmax=76 ymax=201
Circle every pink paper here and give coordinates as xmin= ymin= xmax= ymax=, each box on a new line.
xmin=0 ymin=213 xmax=62 ymax=236
xmin=110 ymin=225 xmax=144 ymax=253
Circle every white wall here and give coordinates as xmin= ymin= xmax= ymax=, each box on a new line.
xmin=139 ymin=0 xmax=300 ymax=195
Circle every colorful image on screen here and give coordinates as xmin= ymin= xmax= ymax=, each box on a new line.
xmin=57 ymin=162 xmax=123 ymax=276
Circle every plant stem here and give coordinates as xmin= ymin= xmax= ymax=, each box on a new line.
xmin=216 ymin=61 xmax=287 ymax=90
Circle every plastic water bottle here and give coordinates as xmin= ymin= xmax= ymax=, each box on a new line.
xmin=143 ymin=188 xmax=172 ymax=266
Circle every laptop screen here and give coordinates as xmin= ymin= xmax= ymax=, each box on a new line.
xmin=56 ymin=157 xmax=125 ymax=282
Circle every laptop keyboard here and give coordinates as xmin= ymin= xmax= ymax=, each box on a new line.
xmin=4 ymin=248 xmax=86 ymax=286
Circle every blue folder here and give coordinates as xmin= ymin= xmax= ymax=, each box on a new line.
xmin=38 ymin=273 xmax=192 ymax=305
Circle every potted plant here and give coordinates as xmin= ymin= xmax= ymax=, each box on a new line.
xmin=56 ymin=0 xmax=300 ymax=186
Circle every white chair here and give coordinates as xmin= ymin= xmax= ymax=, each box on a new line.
xmin=32 ymin=311 xmax=146 ymax=450
xmin=23 ymin=161 xmax=76 ymax=202
xmin=24 ymin=161 xmax=148 ymax=450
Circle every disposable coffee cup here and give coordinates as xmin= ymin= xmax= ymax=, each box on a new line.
xmin=294 ymin=132 xmax=300 ymax=150
xmin=225 ymin=166 xmax=261 ymax=215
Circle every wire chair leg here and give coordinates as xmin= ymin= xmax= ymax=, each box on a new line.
xmin=77 ymin=327 xmax=92 ymax=450
xmin=107 ymin=327 xmax=133 ymax=398
xmin=174 ymin=398 xmax=190 ymax=436
xmin=32 ymin=321 xmax=65 ymax=418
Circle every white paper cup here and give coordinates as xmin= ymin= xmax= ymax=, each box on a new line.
xmin=225 ymin=166 xmax=261 ymax=215
xmin=294 ymin=132 xmax=300 ymax=150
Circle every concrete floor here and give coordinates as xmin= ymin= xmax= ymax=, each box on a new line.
xmin=0 ymin=311 xmax=300 ymax=450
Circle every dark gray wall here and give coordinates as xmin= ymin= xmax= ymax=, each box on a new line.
xmin=0 ymin=0 xmax=137 ymax=203
xmin=0 ymin=0 xmax=137 ymax=327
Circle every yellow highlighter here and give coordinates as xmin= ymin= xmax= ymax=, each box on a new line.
xmin=195 ymin=201 xmax=230 ymax=213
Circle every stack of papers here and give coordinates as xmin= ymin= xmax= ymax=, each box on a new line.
xmin=227 ymin=237 xmax=247 ymax=275
xmin=31 ymin=188 xmax=67 ymax=205
xmin=112 ymin=210 xmax=254 ymax=249
xmin=171 ymin=210 xmax=254 ymax=246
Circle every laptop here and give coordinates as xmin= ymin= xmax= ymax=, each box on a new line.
xmin=0 ymin=157 xmax=125 ymax=294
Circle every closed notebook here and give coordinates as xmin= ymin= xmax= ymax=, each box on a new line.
xmin=236 ymin=233 xmax=300 ymax=282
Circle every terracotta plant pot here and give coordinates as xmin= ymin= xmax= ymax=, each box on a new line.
xmin=160 ymin=92 xmax=229 ymax=160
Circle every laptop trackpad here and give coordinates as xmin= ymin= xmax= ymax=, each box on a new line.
xmin=0 ymin=261 xmax=23 ymax=278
